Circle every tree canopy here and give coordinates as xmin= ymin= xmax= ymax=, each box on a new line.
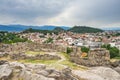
xmin=101 ymin=44 xmax=120 ymax=58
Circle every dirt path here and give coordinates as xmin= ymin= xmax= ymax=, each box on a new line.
xmin=47 ymin=52 xmax=68 ymax=70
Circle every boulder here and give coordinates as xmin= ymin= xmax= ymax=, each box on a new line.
xmin=0 ymin=52 xmax=9 ymax=58
xmin=10 ymin=62 xmax=26 ymax=69
xmin=110 ymin=61 xmax=120 ymax=67
xmin=90 ymin=67 xmax=120 ymax=80
xmin=114 ymin=67 xmax=120 ymax=74
xmin=0 ymin=60 xmax=8 ymax=65
xmin=0 ymin=64 xmax=12 ymax=80
xmin=73 ymin=67 xmax=120 ymax=80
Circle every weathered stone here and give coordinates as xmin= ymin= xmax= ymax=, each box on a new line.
xmin=114 ymin=67 xmax=120 ymax=74
xmin=111 ymin=61 xmax=120 ymax=67
xmin=37 ymin=70 xmax=50 ymax=76
xmin=73 ymin=67 xmax=120 ymax=80
xmin=0 ymin=64 xmax=12 ymax=80
xmin=70 ymin=48 xmax=110 ymax=67
xmin=0 ymin=52 xmax=9 ymax=58
xmin=90 ymin=67 xmax=120 ymax=80
xmin=25 ymin=63 xmax=46 ymax=72
xmin=0 ymin=60 xmax=8 ymax=65
xmin=0 ymin=42 xmax=67 ymax=53
xmin=10 ymin=62 xmax=26 ymax=69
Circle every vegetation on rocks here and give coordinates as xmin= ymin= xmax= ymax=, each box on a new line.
xmin=66 ymin=47 xmax=73 ymax=54
xmin=101 ymin=44 xmax=120 ymax=58
xmin=81 ymin=47 xmax=90 ymax=53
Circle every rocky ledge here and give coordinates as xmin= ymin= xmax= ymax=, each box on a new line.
xmin=0 ymin=60 xmax=120 ymax=80
xmin=0 ymin=60 xmax=80 ymax=80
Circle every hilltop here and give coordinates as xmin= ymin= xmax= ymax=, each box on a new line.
xmin=53 ymin=27 xmax=65 ymax=32
xmin=68 ymin=26 xmax=103 ymax=33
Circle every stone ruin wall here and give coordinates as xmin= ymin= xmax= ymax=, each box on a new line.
xmin=0 ymin=42 xmax=67 ymax=53
xmin=0 ymin=43 xmax=63 ymax=60
xmin=88 ymin=49 xmax=110 ymax=66
xmin=0 ymin=43 xmax=110 ymax=66
xmin=70 ymin=47 xmax=110 ymax=66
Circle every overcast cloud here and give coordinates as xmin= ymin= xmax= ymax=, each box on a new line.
xmin=0 ymin=0 xmax=120 ymax=28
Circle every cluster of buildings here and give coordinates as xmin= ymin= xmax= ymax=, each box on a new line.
xmin=20 ymin=31 xmax=120 ymax=50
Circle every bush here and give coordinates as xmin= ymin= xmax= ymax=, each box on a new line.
xmin=66 ymin=47 xmax=73 ymax=54
xmin=101 ymin=44 xmax=120 ymax=58
xmin=109 ymin=47 xmax=119 ymax=58
xmin=81 ymin=47 xmax=90 ymax=53
xmin=45 ymin=38 xmax=53 ymax=43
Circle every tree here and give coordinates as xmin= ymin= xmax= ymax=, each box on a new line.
xmin=101 ymin=44 xmax=111 ymax=50
xmin=45 ymin=38 xmax=53 ymax=43
xmin=101 ymin=44 xmax=119 ymax=58
xmin=0 ymin=32 xmax=28 ymax=44
xmin=81 ymin=47 xmax=90 ymax=53
xmin=66 ymin=47 xmax=73 ymax=54
xmin=109 ymin=47 xmax=119 ymax=58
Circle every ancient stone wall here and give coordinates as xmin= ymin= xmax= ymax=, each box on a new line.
xmin=10 ymin=53 xmax=61 ymax=60
xmin=70 ymin=48 xmax=110 ymax=66
xmin=0 ymin=42 xmax=67 ymax=53
xmin=88 ymin=48 xmax=110 ymax=66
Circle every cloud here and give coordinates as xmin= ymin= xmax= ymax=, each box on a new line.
xmin=0 ymin=0 xmax=120 ymax=28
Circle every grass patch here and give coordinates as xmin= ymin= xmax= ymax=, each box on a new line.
xmin=48 ymin=63 xmax=66 ymax=70
xmin=18 ymin=52 xmax=88 ymax=70
xmin=58 ymin=52 xmax=70 ymax=60
xmin=58 ymin=52 xmax=88 ymax=70
xmin=110 ymin=57 xmax=120 ymax=62
xmin=60 ymin=60 xmax=87 ymax=70
xmin=19 ymin=59 xmax=58 ymax=65
xmin=25 ymin=51 xmax=45 ymax=55
xmin=113 ymin=57 xmax=120 ymax=59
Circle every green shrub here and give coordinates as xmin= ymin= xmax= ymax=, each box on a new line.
xmin=44 ymin=37 xmax=53 ymax=43
xmin=101 ymin=44 xmax=120 ymax=58
xmin=81 ymin=47 xmax=90 ymax=53
xmin=66 ymin=47 xmax=73 ymax=54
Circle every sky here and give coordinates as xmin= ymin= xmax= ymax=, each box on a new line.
xmin=0 ymin=0 xmax=120 ymax=28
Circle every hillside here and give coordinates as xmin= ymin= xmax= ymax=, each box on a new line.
xmin=53 ymin=27 xmax=65 ymax=32
xmin=68 ymin=26 xmax=103 ymax=33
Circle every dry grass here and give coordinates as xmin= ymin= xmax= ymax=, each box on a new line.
xmin=19 ymin=59 xmax=58 ymax=65
xmin=25 ymin=51 xmax=45 ymax=55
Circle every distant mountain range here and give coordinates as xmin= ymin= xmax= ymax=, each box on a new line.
xmin=0 ymin=24 xmax=119 ymax=32
xmin=0 ymin=24 xmax=70 ymax=32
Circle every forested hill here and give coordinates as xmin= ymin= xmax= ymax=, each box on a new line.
xmin=23 ymin=26 xmax=104 ymax=34
xmin=53 ymin=27 xmax=65 ymax=32
xmin=68 ymin=26 xmax=103 ymax=33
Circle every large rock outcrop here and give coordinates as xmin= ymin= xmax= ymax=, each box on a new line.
xmin=73 ymin=67 xmax=120 ymax=80
xmin=1 ymin=60 xmax=120 ymax=80
xmin=0 ymin=64 xmax=12 ymax=80
xmin=0 ymin=61 xmax=80 ymax=80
